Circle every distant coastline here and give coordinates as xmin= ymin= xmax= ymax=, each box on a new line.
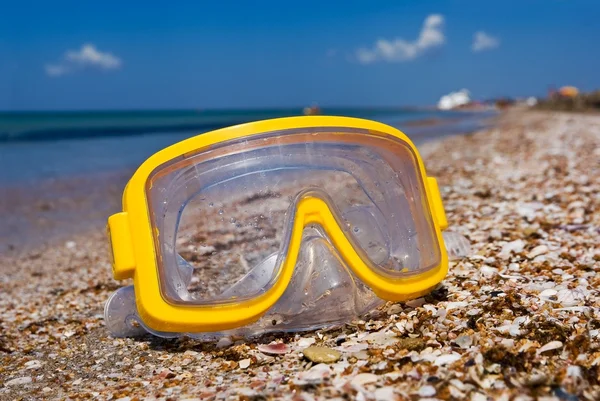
xmin=0 ymin=107 xmax=463 ymax=143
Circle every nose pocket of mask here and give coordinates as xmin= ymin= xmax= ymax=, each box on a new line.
xmin=219 ymin=252 xmax=279 ymax=300
xmin=258 ymin=226 xmax=382 ymax=331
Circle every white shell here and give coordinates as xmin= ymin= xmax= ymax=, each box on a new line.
xmin=536 ymin=340 xmax=563 ymax=355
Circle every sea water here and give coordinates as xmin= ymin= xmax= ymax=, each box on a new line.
xmin=0 ymin=108 xmax=491 ymax=184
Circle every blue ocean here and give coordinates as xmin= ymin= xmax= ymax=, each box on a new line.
xmin=0 ymin=108 xmax=490 ymax=184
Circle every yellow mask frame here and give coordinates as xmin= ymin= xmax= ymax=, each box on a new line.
xmin=107 ymin=116 xmax=449 ymax=333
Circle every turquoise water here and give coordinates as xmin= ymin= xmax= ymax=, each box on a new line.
xmin=0 ymin=108 xmax=487 ymax=184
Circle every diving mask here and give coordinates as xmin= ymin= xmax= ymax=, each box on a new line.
xmin=104 ymin=116 xmax=470 ymax=339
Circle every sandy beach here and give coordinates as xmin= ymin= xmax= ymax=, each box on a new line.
xmin=1 ymin=110 xmax=599 ymax=400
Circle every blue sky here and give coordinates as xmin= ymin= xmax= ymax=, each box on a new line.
xmin=0 ymin=0 xmax=598 ymax=110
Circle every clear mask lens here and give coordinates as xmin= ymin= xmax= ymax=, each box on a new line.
xmin=146 ymin=128 xmax=441 ymax=306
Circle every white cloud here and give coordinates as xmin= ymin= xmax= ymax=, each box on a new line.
xmin=45 ymin=64 xmax=69 ymax=77
xmin=66 ymin=44 xmax=121 ymax=69
xmin=472 ymin=31 xmax=500 ymax=52
xmin=45 ymin=44 xmax=122 ymax=77
xmin=356 ymin=14 xmax=445 ymax=64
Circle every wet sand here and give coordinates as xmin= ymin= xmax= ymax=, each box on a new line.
xmin=1 ymin=110 xmax=599 ymax=400
xmin=0 ymin=170 xmax=129 ymax=255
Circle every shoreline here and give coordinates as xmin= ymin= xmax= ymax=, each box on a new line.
xmin=1 ymin=109 xmax=599 ymax=400
xmin=0 ymin=169 xmax=130 ymax=255
xmin=0 ymin=112 xmax=489 ymax=256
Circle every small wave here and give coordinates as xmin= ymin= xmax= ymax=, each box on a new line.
xmin=0 ymin=120 xmax=252 ymax=142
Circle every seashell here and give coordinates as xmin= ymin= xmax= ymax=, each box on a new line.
xmin=539 ymin=289 xmax=558 ymax=300
xmin=453 ymin=335 xmax=473 ymax=349
xmin=386 ymin=304 xmax=403 ymax=315
xmin=336 ymin=341 xmax=368 ymax=353
xmin=351 ymin=373 xmax=379 ymax=387
xmin=374 ymin=387 xmax=398 ymax=401
xmin=258 ymin=342 xmax=290 ymax=355
xmin=528 ymin=245 xmax=549 ymax=259
xmin=499 ymin=240 xmax=525 ymax=259
xmin=297 ymin=337 xmax=316 ymax=348
xmin=216 ymin=337 xmax=233 ymax=349
xmin=405 ymin=298 xmax=426 ymax=308
xmin=446 ymin=301 xmax=468 ymax=311
xmin=537 ymin=340 xmax=563 ymax=355
xmin=434 ymin=352 xmax=461 ymax=366
xmin=481 ymin=265 xmax=498 ymax=278
xmin=566 ymin=365 xmax=582 ymax=379
xmin=363 ymin=331 xmax=398 ymax=347
xmin=296 ymin=363 xmax=331 ymax=384
xmin=418 ymin=385 xmax=436 ymax=397
xmin=557 ymin=289 xmax=584 ymax=307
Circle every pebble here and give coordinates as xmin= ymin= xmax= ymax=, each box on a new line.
xmin=302 ymin=346 xmax=342 ymax=363
xmin=396 ymin=337 xmax=426 ymax=351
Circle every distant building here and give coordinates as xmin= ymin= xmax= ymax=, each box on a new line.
xmin=558 ymin=86 xmax=579 ymax=98
xmin=437 ymin=89 xmax=471 ymax=110
xmin=548 ymin=85 xmax=579 ymax=99
xmin=526 ymin=97 xmax=538 ymax=107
